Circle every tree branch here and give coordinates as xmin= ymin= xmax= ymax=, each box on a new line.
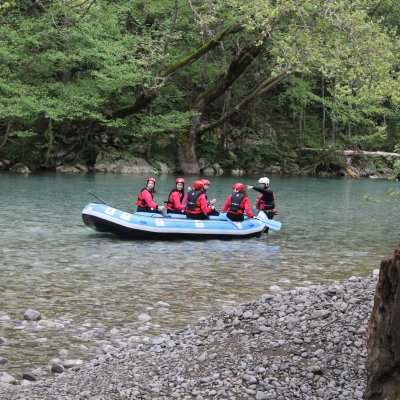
xmin=194 ymin=37 xmax=266 ymax=110
xmin=108 ymin=24 xmax=242 ymax=119
xmin=198 ymin=70 xmax=289 ymax=136
xmin=0 ymin=121 xmax=12 ymax=150
xmin=77 ymin=0 xmax=97 ymax=21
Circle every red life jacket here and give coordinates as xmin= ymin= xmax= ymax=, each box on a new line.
xmin=185 ymin=190 xmax=203 ymax=213
xmin=256 ymin=192 xmax=275 ymax=210
xmin=136 ymin=188 xmax=153 ymax=207
xmin=166 ymin=189 xmax=184 ymax=210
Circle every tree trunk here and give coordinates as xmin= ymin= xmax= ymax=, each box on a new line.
xmin=177 ymin=39 xmax=267 ymax=173
xmin=365 ymin=245 xmax=400 ymax=399
xmin=177 ymin=114 xmax=202 ymax=174
xmin=321 ymin=76 xmax=326 ymax=145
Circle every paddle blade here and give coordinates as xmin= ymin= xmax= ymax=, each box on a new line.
xmin=256 ymin=211 xmax=282 ymax=231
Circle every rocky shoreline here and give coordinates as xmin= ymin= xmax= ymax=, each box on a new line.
xmin=0 ymin=273 xmax=378 ymax=400
xmin=3 ymin=148 xmax=400 ymax=180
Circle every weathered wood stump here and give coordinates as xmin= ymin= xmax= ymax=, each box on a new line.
xmin=366 ymin=245 xmax=400 ymax=400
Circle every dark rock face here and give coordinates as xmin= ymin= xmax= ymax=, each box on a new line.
xmin=366 ymin=245 xmax=400 ymax=400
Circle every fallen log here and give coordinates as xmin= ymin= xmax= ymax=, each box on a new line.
xmin=299 ymin=148 xmax=400 ymax=158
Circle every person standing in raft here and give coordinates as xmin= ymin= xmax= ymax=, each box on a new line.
xmin=136 ymin=177 xmax=164 ymax=214
xmin=165 ymin=178 xmax=186 ymax=214
xmin=185 ymin=180 xmax=218 ymax=220
xmin=246 ymin=177 xmax=278 ymax=219
xmin=221 ymin=183 xmax=254 ymax=222
xmin=200 ymin=179 xmax=219 ymax=216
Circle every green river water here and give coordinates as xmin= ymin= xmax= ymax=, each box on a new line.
xmin=0 ymin=172 xmax=398 ymax=374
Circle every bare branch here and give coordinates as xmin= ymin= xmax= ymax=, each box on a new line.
xmin=292 ymin=0 xmax=308 ymax=27
xmin=0 ymin=121 xmax=12 ymax=150
xmin=78 ymin=0 xmax=97 ymax=21
xmin=198 ymin=70 xmax=289 ymax=136
xmin=35 ymin=0 xmax=60 ymax=29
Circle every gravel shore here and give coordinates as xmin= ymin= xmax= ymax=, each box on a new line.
xmin=0 ymin=273 xmax=377 ymax=400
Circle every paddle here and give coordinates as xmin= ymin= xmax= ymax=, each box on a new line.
xmin=218 ymin=212 xmax=243 ymax=227
xmin=88 ymin=190 xmax=110 ymax=206
xmin=255 ymin=211 xmax=282 ymax=231
xmin=88 ymin=190 xmax=168 ymax=217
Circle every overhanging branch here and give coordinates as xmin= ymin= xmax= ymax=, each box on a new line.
xmin=198 ymin=70 xmax=289 ymax=136
xmin=108 ymin=23 xmax=243 ymax=119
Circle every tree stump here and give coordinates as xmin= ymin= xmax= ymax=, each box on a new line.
xmin=366 ymin=245 xmax=400 ymax=399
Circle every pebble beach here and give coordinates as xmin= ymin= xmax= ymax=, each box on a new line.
xmin=0 ymin=272 xmax=378 ymax=400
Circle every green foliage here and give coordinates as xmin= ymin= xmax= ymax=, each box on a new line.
xmin=1 ymin=0 xmax=400 ymax=171
xmin=393 ymin=159 xmax=400 ymax=174
xmin=344 ymin=127 xmax=388 ymax=150
xmin=136 ymin=111 xmax=196 ymax=136
xmin=0 ymin=0 xmax=16 ymax=13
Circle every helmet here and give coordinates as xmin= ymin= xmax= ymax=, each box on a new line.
xmin=201 ymin=179 xmax=210 ymax=185
xmin=258 ymin=177 xmax=270 ymax=186
xmin=147 ymin=177 xmax=156 ymax=183
xmin=175 ymin=178 xmax=185 ymax=184
xmin=232 ymin=183 xmax=245 ymax=191
xmin=193 ymin=180 xmax=204 ymax=190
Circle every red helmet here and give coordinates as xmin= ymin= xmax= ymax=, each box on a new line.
xmin=147 ymin=177 xmax=156 ymax=184
xmin=175 ymin=178 xmax=185 ymax=184
xmin=232 ymin=183 xmax=245 ymax=191
xmin=193 ymin=180 xmax=204 ymax=190
xmin=201 ymin=179 xmax=210 ymax=185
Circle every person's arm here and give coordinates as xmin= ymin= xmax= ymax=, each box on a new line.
xmin=199 ymin=194 xmax=213 ymax=214
xmin=142 ymin=190 xmax=158 ymax=209
xmin=220 ymin=196 xmax=231 ymax=212
xmin=247 ymin=186 xmax=273 ymax=195
xmin=172 ymin=192 xmax=186 ymax=210
xmin=182 ymin=193 xmax=188 ymax=206
xmin=242 ymin=197 xmax=254 ymax=218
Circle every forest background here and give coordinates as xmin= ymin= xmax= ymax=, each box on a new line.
xmin=1 ymin=0 xmax=400 ymax=176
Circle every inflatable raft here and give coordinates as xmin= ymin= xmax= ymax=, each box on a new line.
xmin=82 ymin=203 xmax=277 ymax=240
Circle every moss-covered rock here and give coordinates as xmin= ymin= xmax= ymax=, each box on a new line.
xmin=9 ymin=163 xmax=30 ymax=173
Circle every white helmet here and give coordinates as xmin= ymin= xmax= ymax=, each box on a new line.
xmin=258 ymin=177 xmax=270 ymax=186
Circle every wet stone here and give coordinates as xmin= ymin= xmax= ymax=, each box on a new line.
xmin=21 ymin=372 xmax=36 ymax=381
xmin=0 ymin=274 xmax=378 ymax=399
xmin=51 ymin=364 xmax=64 ymax=374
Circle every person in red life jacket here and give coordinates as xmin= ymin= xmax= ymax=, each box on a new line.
xmin=221 ymin=183 xmax=254 ymax=222
xmin=136 ymin=177 xmax=164 ymax=214
xmin=200 ymin=178 xmax=219 ymax=216
xmin=185 ymin=180 xmax=217 ymax=220
xmin=246 ymin=176 xmax=278 ymax=219
xmin=165 ymin=178 xmax=186 ymax=214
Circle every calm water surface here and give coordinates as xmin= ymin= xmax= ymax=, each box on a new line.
xmin=0 ymin=173 xmax=398 ymax=373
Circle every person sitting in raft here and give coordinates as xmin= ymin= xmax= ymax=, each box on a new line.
xmin=165 ymin=177 xmax=186 ymax=214
xmin=185 ymin=180 xmax=217 ymax=220
xmin=246 ymin=176 xmax=278 ymax=219
xmin=221 ymin=183 xmax=254 ymax=222
xmin=136 ymin=177 xmax=164 ymax=214
xmin=200 ymin=178 xmax=219 ymax=216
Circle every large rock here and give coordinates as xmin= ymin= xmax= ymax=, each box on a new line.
xmin=201 ymin=163 xmax=224 ymax=176
xmin=365 ymin=245 xmax=400 ymax=399
xmin=154 ymin=161 xmax=171 ymax=174
xmin=56 ymin=164 xmax=88 ymax=173
xmin=9 ymin=163 xmax=30 ymax=173
xmin=94 ymin=153 xmax=158 ymax=174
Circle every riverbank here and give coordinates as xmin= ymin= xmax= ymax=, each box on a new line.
xmin=2 ymin=147 xmax=400 ymax=179
xmin=0 ymin=273 xmax=377 ymax=400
